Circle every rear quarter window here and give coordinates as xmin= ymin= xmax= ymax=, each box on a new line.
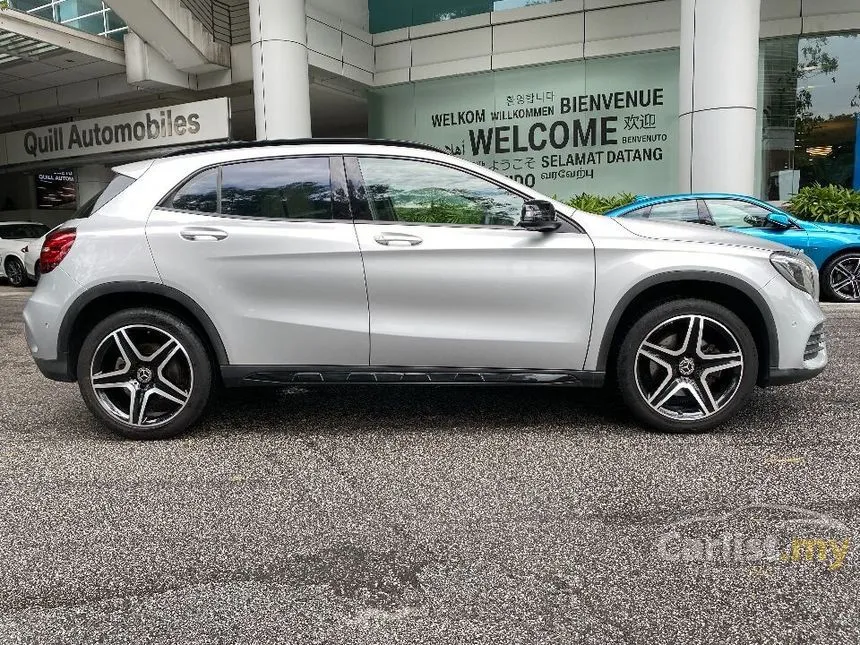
xmin=92 ymin=175 xmax=136 ymax=213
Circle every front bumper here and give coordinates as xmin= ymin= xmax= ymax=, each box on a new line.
xmin=761 ymin=274 xmax=828 ymax=386
xmin=767 ymin=364 xmax=827 ymax=386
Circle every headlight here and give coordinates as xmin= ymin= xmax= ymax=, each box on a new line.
xmin=771 ymin=252 xmax=818 ymax=298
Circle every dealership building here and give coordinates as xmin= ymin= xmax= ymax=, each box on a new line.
xmin=0 ymin=0 xmax=859 ymax=226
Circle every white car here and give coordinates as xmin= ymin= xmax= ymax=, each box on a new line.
xmin=0 ymin=222 xmax=50 ymax=287
xmin=23 ymin=139 xmax=826 ymax=439
xmin=22 ymin=232 xmax=48 ymax=282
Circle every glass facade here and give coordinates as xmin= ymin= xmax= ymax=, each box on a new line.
xmin=758 ymin=33 xmax=860 ymax=200
xmin=369 ymin=0 xmax=561 ymax=34
xmin=9 ymin=0 xmax=128 ymax=41
xmin=370 ymin=50 xmax=680 ymax=200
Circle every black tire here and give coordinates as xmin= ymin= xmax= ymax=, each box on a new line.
xmin=5 ymin=256 xmax=28 ymax=287
xmin=820 ymin=252 xmax=860 ymax=302
xmin=77 ymin=308 xmax=213 ymax=439
xmin=616 ymin=299 xmax=758 ymax=433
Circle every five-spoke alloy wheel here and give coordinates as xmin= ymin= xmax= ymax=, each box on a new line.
xmin=78 ymin=309 xmax=212 ymax=439
xmin=617 ymin=299 xmax=758 ymax=432
xmin=822 ymin=253 xmax=860 ymax=302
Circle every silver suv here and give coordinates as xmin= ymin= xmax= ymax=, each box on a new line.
xmin=23 ymin=140 xmax=827 ymax=439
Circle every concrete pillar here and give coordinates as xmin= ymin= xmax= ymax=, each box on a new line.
xmin=249 ymin=0 xmax=312 ymax=140
xmin=679 ymin=0 xmax=761 ymax=194
xmin=76 ymin=165 xmax=113 ymax=205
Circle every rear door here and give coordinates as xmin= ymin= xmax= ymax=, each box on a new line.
xmin=347 ymin=155 xmax=595 ymax=371
xmin=146 ymin=155 xmax=370 ymax=367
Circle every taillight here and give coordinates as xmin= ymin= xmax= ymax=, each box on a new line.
xmin=40 ymin=228 xmax=77 ymax=274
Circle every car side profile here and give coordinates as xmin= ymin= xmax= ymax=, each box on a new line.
xmin=24 ymin=140 xmax=827 ymax=439
xmin=0 ymin=222 xmax=49 ymax=287
xmin=604 ymin=193 xmax=860 ymax=302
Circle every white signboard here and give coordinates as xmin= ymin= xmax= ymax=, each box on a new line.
xmin=0 ymin=97 xmax=231 ymax=166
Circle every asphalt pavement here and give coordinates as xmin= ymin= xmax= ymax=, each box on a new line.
xmin=0 ymin=284 xmax=858 ymax=644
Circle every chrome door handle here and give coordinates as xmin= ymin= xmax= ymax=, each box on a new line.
xmin=373 ymin=233 xmax=423 ymax=246
xmin=180 ymin=227 xmax=228 ymax=241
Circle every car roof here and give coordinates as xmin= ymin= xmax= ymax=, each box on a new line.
xmin=606 ymin=193 xmax=771 ymax=215
xmin=161 ymin=138 xmax=444 ymax=159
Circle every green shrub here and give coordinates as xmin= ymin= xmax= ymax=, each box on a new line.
xmin=784 ymin=185 xmax=860 ymax=224
xmin=564 ymin=192 xmax=638 ymax=214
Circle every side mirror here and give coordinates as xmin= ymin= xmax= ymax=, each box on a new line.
xmin=519 ymin=200 xmax=561 ymax=232
xmin=767 ymin=212 xmax=793 ymax=229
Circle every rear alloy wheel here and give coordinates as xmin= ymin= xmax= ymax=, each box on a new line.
xmin=5 ymin=257 xmax=27 ymax=287
xmin=617 ymin=299 xmax=758 ymax=432
xmin=822 ymin=253 xmax=860 ymax=302
xmin=78 ymin=309 xmax=212 ymax=439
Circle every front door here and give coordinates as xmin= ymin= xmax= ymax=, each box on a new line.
xmin=347 ymin=156 xmax=595 ymax=370
xmin=146 ymin=156 xmax=370 ymax=367
xmin=706 ymin=199 xmax=810 ymax=253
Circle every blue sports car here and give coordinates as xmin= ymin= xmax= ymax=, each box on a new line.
xmin=605 ymin=193 xmax=860 ymax=302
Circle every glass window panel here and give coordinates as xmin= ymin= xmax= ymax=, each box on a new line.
xmin=371 ymin=49 xmax=679 ymax=201
xmin=358 ymin=157 xmax=524 ymax=226
xmin=622 ymin=206 xmax=651 ymax=219
xmin=171 ymin=169 xmax=218 ymax=213
xmin=57 ymin=0 xmax=105 ymax=21
xmin=221 ymin=158 xmax=332 ymax=220
xmin=412 ymin=0 xmax=491 ymax=25
xmin=706 ymin=200 xmax=773 ymax=229
xmin=105 ymin=9 xmax=127 ymax=32
xmin=493 ymin=0 xmax=558 ymax=10
xmin=759 ymin=34 xmax=860 ymax=198
xmin=10 ymin=0 xmax=52 ymax=12
xmin=648 ymin=201 xmax=700 ymax=223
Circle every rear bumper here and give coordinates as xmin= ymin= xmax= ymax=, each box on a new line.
xmin=34 ymin=357 xmax=74 ymax=382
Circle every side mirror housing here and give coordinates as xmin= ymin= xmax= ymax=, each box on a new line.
xmin=767 ymin=212 xmax=793 ymax=229
xmin=519 ymin=200 xmax=561 ymax=232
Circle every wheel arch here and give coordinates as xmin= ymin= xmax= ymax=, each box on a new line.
xmin=59 ymin=282 xmax=229 ymax=381
xmin=3 ymin=251 xmax=24 ymax=269
xmin=595 ymin=272 xmax=779 ymax=386
xmin=820 ymin=246 xmax=860 ymax=272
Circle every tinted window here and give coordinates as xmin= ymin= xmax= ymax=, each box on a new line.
xmin=171 ymin=169 xmax=218 ymax=213
xmin=623 ymin=206 xmax=652 ymax=219
xmin=648 ymin=201 xmax=701 ymax=223
xmin=221 ymin=158 xmax=332 ymax=220
xmin=74 ymin=193 xmax=101 ymax=219
xmin=358 ymin=157 xmax=524 ymax=227
xmin=706 ymin=200 xmax=775 ymax=229
xmin=0 ymin=223 xmax=49 ymax=239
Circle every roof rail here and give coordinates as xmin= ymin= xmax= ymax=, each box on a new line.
xmin=161 ymin=138 xmax=446 ymax=158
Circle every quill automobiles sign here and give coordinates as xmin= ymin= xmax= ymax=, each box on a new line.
xmin=0 ymin=98 xmax=231 ymax=166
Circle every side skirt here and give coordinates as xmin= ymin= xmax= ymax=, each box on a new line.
xmin=221 ymin=366 xmax=605 ymax=388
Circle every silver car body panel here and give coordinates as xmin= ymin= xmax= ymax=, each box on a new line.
xmin=23 ymin=142 xmax=827 ymax=386
xmin=353 ymin=222 xmax=594 ymax=369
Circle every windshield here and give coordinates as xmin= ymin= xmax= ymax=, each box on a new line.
xmin=0 ymin=223 xmax=50 ymax=239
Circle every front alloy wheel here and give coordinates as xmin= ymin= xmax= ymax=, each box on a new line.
xmin=635 ymin=315 xmax=743 ymax=420
xmin=824 ymin=254 xmax=860 ymax=302
xmin=617 ymin=299 xmax=758 ymax=432
xmin=78 ymin=309 xmax=212 ymax=439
